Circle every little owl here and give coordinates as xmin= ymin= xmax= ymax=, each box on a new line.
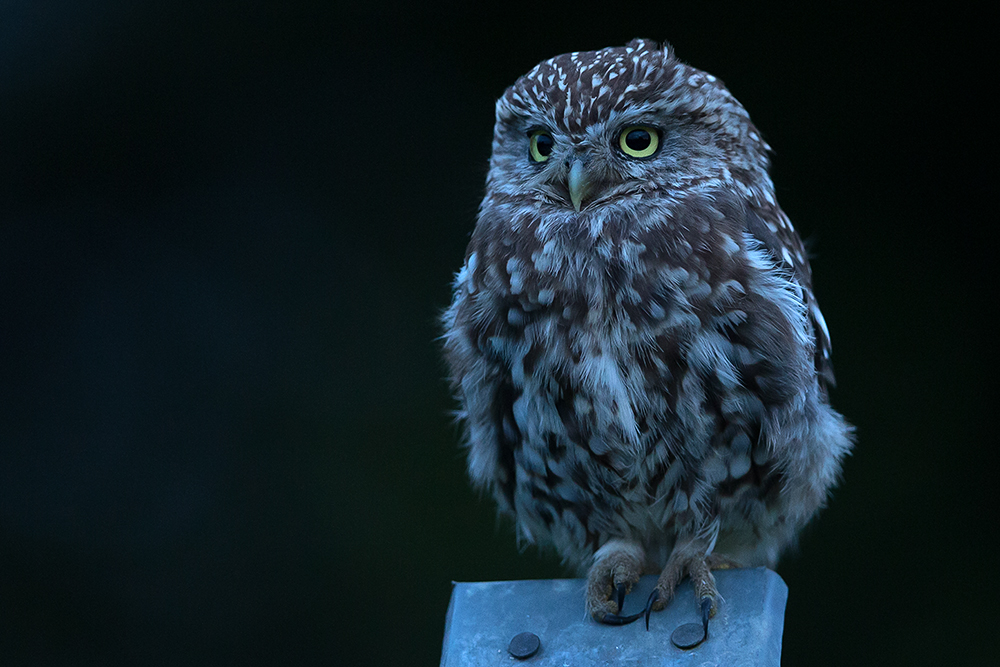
xmin=442 ymin=39 xmax=853 ymax=638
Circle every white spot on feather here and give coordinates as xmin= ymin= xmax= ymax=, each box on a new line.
xmin=811 ymin=303 xmax=831 ymax=346
xmin=729 ymin=454 xmax=751 ymax=479
xmin=506 ymin=257 xmax=524 ymax=294
xmin=718 ymin=233 xmax=740 ymax=255
xmin=581 ymin=342 xmax=640 ymax=448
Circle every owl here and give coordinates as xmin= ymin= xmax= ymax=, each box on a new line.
xmin=442 ymin=39 xmax=853 ymax=637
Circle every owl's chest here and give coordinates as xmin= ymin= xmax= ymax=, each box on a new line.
xmin=493 ymin=260 xmax=672 ymax=460
xmin=469 ymin=227 xmax=732 ymax=452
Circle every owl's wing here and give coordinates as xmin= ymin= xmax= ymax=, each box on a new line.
xmin=743 ymin=206 xmax=836 ymax=389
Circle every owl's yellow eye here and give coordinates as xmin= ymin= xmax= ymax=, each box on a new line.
xmin=529 ymin=130 xmax=554 ymax=162
xmin=618 ymin=126 xmax=659 ymax=158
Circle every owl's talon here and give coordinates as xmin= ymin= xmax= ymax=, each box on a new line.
xmin=700 ymin=597 xmax=713 ymax=636
xmin=644 ymin=589 xmax=660 ymax=631
xmin=598 ymin=583 xmax=640 ymax=625
xmin=600 ymin=611 xmax=644 ymax=625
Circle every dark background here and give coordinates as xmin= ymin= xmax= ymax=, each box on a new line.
xmin=1 ymin=2 xmax=994 ymax=665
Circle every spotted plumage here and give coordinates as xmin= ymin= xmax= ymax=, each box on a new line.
xmin=442 ymin=39 xmax=852 ymax=627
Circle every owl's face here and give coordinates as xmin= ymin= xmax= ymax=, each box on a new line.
xmin=484 ymin=39 xmax=772 ymax=225
xmin=491 ymin=109 xmax=669 ymax=214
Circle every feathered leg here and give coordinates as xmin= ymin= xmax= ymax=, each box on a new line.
xmin=586 ymin=539 xmax=646 ymax=624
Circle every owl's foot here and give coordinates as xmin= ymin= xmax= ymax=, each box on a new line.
xmin=643 ymin=549 xmax=740 ymax=641
xmin=586 ymin=539 xmax=646 ymax=625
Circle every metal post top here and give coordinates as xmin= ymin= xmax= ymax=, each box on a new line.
xmin=441 ymin=567 xmax=787 ymax=666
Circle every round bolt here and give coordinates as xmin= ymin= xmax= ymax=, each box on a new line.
xmin=670 ymin=622 xmax=707 ymax=650
xmin=507 ymin=631 xmax=540 ymax=659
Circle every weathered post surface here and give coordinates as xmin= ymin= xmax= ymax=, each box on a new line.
xmin=441 ymin=567 xmax=786 ymax=666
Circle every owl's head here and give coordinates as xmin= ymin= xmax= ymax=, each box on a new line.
xmin=485 ymin=39 xmax=772 ymax=219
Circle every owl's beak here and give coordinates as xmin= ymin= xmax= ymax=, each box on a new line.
xmin=567 ymin=159 xmax=590 ymax=212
